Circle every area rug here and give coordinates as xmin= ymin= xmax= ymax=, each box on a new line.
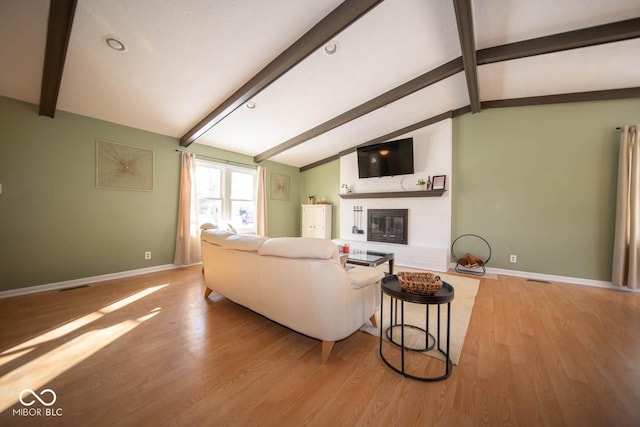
xmin=360 ymin=271 xmax=479 ymax=365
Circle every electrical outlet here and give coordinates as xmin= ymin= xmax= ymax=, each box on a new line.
xmin=510 ymin=255 xmax=517 ymax=263
xmin=145 ymin=251 xmax=151 ymax=260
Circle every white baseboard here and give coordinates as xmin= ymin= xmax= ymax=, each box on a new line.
xmin=4 ymin=262 xmax=636 ymax=299
xmin=0 ymin=264 xmax=186 ymax=299
xmin=450 ymin=263 xmax=638 ymax=292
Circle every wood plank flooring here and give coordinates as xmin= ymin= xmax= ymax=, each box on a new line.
xmin=1 ymin=266 xmax=639 ymax=426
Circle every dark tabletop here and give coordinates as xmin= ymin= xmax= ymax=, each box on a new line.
xmin=381 ymin=274 xmax=454 ymax=304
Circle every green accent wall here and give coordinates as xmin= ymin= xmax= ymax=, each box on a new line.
xmin=300 ymin=160 xmax=341 ymax=238
xmin=0 ymin=97 xmax=299 ymax=291
xmin=453 ymin=98 xmax=640 ymax=281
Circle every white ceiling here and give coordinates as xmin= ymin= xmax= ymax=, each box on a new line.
xmin=1 ymin=0 xmax=639 ymax=168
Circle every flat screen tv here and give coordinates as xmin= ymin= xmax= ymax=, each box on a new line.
xmin=357 ymin=137 xmax=414 ymax=179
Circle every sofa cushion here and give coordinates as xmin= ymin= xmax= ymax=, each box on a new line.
xmin=258 ymin=237 xmax=338 ymax=260
xmin=201 ymin=229 xmax=267 ymax=252
xmin=347 ymin=267 xmax=385 ymax=289
xmin=201 ymin=229 xmax=235 ymax=246
xmin=224 ymin=234 xmax=267 ymax=252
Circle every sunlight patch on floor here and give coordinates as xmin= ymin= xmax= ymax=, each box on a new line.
xmin=0 ymin=284 xmax=168 ymax=366
xmin=0 ymin=313 xmax=103 ymax=362
xmin=0 ymin=284 xmax=168 ymax=413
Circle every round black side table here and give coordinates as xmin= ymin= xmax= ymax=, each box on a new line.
xmin=379 ymin=274 xmax=455 ymax=381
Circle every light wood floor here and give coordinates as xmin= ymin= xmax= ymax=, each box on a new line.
xmin=1 ymin=266 xmax=639 ymax=426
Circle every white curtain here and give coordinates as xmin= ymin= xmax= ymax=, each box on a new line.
xmin=256 ymin=165 xmax=268 ymax=236
xmin=174 ymin=152 xmax=201 ymax=265
xmin=612 ymin=125 xmax=640 ymax=290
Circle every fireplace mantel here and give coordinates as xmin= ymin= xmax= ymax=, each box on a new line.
xmin=339 ymin=190 xmax=445 ymax=199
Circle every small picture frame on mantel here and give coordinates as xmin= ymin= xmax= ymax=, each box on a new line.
xmin=432 ymin=175 xmax=446 ymax=191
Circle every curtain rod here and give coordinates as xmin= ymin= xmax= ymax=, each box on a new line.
xmin=175 ymin=149 xmax=257 ymax=169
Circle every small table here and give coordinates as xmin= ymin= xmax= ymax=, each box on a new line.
xmin=379 ymin=275 xmax=454 ymax=381
xmin=344 ymin=249 xmax=394 ymax=274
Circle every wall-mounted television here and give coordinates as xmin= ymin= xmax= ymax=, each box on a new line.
xmin=357 ymin=137 xmax=414 ymax=179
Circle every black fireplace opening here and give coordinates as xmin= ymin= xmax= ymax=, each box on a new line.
xmin=367 ymin=209 xmax=408 ymax=245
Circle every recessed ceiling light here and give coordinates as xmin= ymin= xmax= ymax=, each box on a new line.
xmin=245 ymin=101 xmax=257 ymax=110
xmin=323 ymin=40 xmax=339 ymax=56
xmin=105 ymin=37 xmax=127 ymax=52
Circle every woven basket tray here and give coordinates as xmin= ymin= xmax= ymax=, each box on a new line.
xmin=398 ymin=272 xmax=443 ymax=296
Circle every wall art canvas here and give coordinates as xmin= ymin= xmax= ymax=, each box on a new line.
xmin=96 ymin=140 xmax=153 ymax=191
xmin=270 ymin=173 xmax=290 ymax=201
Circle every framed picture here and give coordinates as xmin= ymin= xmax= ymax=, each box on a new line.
xmin=432 ymin=175 xmax=446 ymax=191
xmin=96 ymin=140 xmax=153 ymax=191
xmin=270 ymin=173 xmax=290 ymax=201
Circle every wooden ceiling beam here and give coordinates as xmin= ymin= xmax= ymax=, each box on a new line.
xmin=39 ymin=0 xmax=77 ymax=118
xmin=482 ymin=87 xmax=640 ymax=109
xmin=344 ymin=111 xmax=454 ymax=155
xmin=293 ymin=19 xmax=640 ymax=169
xmin=299 ymin=86 xmax=640 ymax=172
xmin=179 ymin=0 xmax=383 ymax=147
xmin=299 ymin=111 xmax=453 ymax=171
xmin=477 ymin=17 xmax=640 ymax=65
xmin=453 ymin=0 xmax=480 ymax=113
xmin=254 ymin=57 xmax=464 ymax=163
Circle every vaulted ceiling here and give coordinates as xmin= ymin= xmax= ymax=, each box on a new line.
xmin=1 ymin=0 xmax=639 ymax=170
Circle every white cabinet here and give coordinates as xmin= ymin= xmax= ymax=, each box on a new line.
xmin=301 ymin=204 xmax=332 ymax=239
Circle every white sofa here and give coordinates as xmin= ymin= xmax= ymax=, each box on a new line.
xmin=201 ymin=229 xmax=384 ymax=362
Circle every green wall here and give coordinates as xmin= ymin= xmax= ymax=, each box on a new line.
xmin=264 ymin=162 xmax=302 ymax=238
xmin=0 ymin=97 xmax=299 ymax=291
xmin=2 ymin=95 xmax=637 ymax=290
xmin=300 ymin=160 xmax=341 ymax=238
xmin=452 ymin=98 xmax=640 ymax=281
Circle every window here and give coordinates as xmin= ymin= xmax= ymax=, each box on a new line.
xmin=196 ymin=159 xmax=257 ymax=233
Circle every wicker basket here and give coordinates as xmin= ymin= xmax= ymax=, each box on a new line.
xmin=398 ymin=272 xmax=443 ymax=296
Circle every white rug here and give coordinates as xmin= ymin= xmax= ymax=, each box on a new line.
xmin=360 ymin=272 xmax=480 ymax=365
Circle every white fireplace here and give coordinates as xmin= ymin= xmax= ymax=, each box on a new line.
xmin=339 ymin=120 xmax=452 ymax=272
